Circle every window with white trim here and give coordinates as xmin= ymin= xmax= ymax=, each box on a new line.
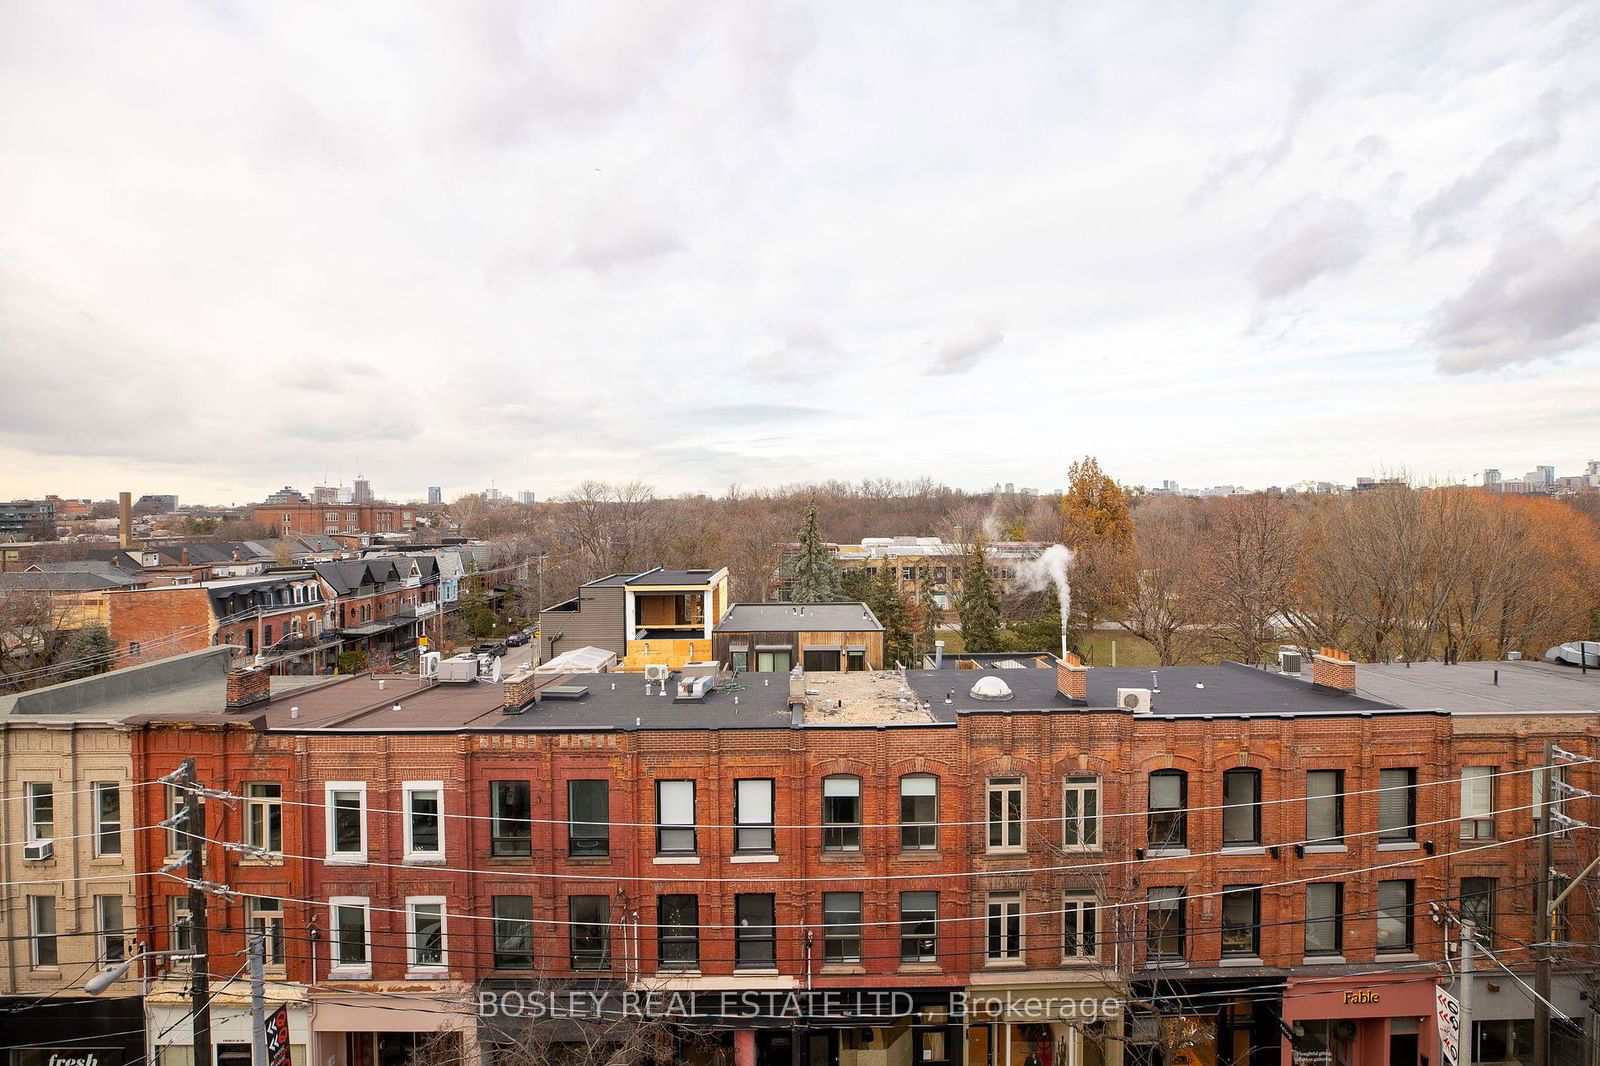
xmin=822 ymin=775 xmax=862 ymax=851
xmin=96 ymin=895 xmax=125 ymax=964
xmin=325 ymin=782 xmax=367 ymax=861
xmin=249 ymin=897 xmax=285 ymax=968
xmin=899 ymin=774 xmax=938 ymax=850
xmin=1063 ymin=775 xmax=1100 ymax=849
xmin=735 ymin=779 xmax=774 ymax=853
xmin=170 ymin=896 xmax=193 ymax=954
xmin=986 ymin=892 xmax=1022 ymax=962
xmin=93 ymin=782 xmax=121 ymax=856
xmin=656 ymin=780 xmax=696 ymax=854
xmin=404 ymin=781 xmax=444 ymax=861
xmin=330 ymin=897 xmax=371 ymax=973
xmin=167 ymin=786 xmax=205 ymax=863
xmin=1460 ymin=766 xmax=1495 ymax=840
xmin=987 ymin=777 xmax=1024 ymax=852
xmin=29 ymin=896 xmax=57 ymax=967
xmin=1063 ymin=894 xmax=1098 ymax=960
xmin=407 ymin=896 xmax=446 ymax=970
xmin=245 ymin=783 xmax=282 ymax=854
xmin=25 ymin=783 xmax=53 ymax=842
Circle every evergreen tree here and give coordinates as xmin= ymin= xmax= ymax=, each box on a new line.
xmin=871 ymin=560 xmax=915 ymax=667
xmin=789 ymin=499 xmax=844 ymax=603
xmin=840 ymin=567 xmax=872 ymax=603
xmin=916 ymin=568 xmax=943 ymax=658
xmin=958 ymin=538 xmax=1003 ymax=652
xmin=58 ymin=624 xmax=114 ymax=681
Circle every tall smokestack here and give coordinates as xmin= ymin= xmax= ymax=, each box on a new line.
xmin=118 ymin=492 xmax=132 ymax=548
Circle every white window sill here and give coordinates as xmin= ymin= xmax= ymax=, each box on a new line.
xmin=328 ymin=967 xmax=372 ymax=980
xmin=1303 ymin=954 xmax=1346 ymax=965
xmin=405 ymin=969 xmax=447 ymax=980
xmin=1143 ymin=959 xmax=1188 ymax=969
xmin=985 ymin=848 xmax=1029 ymax=857
xmin=730 ymin=854 xmax=780 ymax=864
xmin=734 ymin=967 xmax=780 ymax=976
xmin=1378 ymin=951 xmax=1420 ymax=962
xmin=404 ymin=855 xmax=446 ymax=866
xmin=324 ymin=856 xmax=367 ymax=866
xmin=1060 ymin=955 xmax=1101 ymax=966
xmin=239 ymin=855 xmax=285 ymax=868
xmin=984 ymin=959 xmax=1026 ymax=969
xmin=653 ymin=856 xmax=701 ymax=866
xmin=1376 ymin=841 xmax=1419 ymax=852
xmin=1220 ymin=845 xmax=1265 ymax=855
xmin=1145 ymin=847 xmax=1190 ymax=858
xmin=1302 ymin=844 xmax=1347 ymax=854
xmin=1221 ymin=956 xmax=1263 ymax=967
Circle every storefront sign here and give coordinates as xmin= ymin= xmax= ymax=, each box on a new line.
xmin=14 ymin=1049 xmax=122 ymax=1066
xmin=264 ymin=1005 xmax=292 ymax=1066
xmin=1343 ymin=990 xmax=1381 ymax=1004
xmin=1435 ymin=985 xmax=1460 ymax=1066
xmin=1292 ymin=1052 xmax=1332 ymax=1066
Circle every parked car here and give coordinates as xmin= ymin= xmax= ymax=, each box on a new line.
xmin=472 ymin=641 xmax=508 ymax=657
xmin=505 ymin=632 xmax=528 ymax=647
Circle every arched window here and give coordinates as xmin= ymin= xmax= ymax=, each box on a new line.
xmin=822 ymin=775 xmax=861 ymax=851
xmin=1222 ymin=768 xmax=1261 ymax=846
xmin=899 ymin=774 xmax=938 ymax=850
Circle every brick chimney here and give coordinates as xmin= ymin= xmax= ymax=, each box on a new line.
xmin=1056 ymin=651 xmax=1088 ymax=702
xmin=503 ymin=669 xmax=539 ymax=712
xmin=1311 ymin=646 xmax=1356 ymax=692
xmin=225 ymin=667 xmax=270 ymax=710
xmin=118 ymin=492 xmax=132 ymax=549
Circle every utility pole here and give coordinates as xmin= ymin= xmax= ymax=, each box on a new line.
xmin=1460 ymin=919 xmax=1475 ymax=1066
xmin=182 ymin=757 xmax=213 ymax=1066
xmin=249 ymin=932 xmax=266 ymax=1066
xmin=1533 ymin=740 xmax=1554 ymax=1066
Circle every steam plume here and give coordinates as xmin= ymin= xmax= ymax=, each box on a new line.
xmin=1017 ymin=544 xmax=1074 ymax=657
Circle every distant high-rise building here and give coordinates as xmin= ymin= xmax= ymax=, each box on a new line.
xmin=353 ymin=478 xmax=373 ymax=504
xmin=1536 ymin=465 xmax=1555 ymax=486
xmin=518 ymin=490 xmax=536 ymax=505
xmin=1483 ymin=468 xmax=1501 ymax=486
xmin=263 ymin=486 xmax=307 ymax=505
xmin=428 ymin=486 xmax=443 ymax=504
xmin=312 ymin=485 xmax=340 ymax=504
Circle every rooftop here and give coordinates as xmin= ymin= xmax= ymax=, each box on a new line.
xmin=718 ymin=602 xmax=883 ymax=633
xmin=626 ymin=567 xmax=724 ymax=586
xmin=0 ymin=570 xmax=144 ymax=591
xmin=798 ymin=670 xmax=934 ymax=724
xmin=1353 ymin=659 xmax=1600 ymax=715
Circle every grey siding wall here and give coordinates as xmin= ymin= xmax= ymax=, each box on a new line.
xmin=540 ymin=585 xmax=626 ymax=660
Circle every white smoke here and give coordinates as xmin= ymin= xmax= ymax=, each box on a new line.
xmin=1017 ymin=544 xmax=1074 ymax=655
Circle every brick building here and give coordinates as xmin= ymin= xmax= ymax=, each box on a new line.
xmin=254 ymin=502 xmax=416 ymax=538
xmin=113 ymin=654 xmax=1599 ymax=1066
xmin=107 ymin=571 xmax=333 ymax=670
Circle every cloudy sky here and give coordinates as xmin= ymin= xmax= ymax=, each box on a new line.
xmin=3 ymin=0 xmax=1598 ymax=504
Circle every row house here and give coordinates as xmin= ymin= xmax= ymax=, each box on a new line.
xmin=113 ymin=653 xmax=1598 ymax=1066
xmin=312 ymin=556 xmax=440 ymax=663
xmin=106 ymin=571 xmax=334 ymax=672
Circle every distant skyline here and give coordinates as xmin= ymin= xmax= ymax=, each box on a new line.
xmin=3 ymin=2 xmax=1597 ymax=504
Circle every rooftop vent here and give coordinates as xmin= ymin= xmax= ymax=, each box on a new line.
xmin=675 ymin=674 xmax=716 ymax=701
xmin=970 ymin=676 xmax=1013 ymax=701
xmin=538 ymin=685 xmax=590 ymax=701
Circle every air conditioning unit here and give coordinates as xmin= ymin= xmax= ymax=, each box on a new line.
xmin=1278 ymin=648 xmax=1302 ymax=674
xmin=24 ymin=838 xmax=54 ymax=862
xmin=1116 ymin=688 xmax=1152 ymax=713
xmin=644 ymin=663 xmax=671 ymax=682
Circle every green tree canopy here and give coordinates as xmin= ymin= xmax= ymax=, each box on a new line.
xmin=789 ymin=498 xmax=844 ymax=603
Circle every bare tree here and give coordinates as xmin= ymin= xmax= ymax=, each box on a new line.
xmin=1120 ymin=497 xmax=1211 ymax=665
xmin=1200 ymin=494 xmax=1300 ymax=664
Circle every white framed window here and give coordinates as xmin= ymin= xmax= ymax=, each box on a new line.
xmin=93 ymin=782 xmax=122 ymax=856
xmin=656 ymin=780 xmax=696 ymax=854
xmin=30 ymin=895 xmax=58 ymax=967
xmin=167 ymin=786 xmax=205 ymax=859
xmin=1063 ymin=894 xmax=1098 ymax=960
xmin=403 ymin=781 xmax=445 ymax=861
xmin=329 ymin=897 xmax=372 ymax=976
xmin=249 ymin=897 xmax=285 ymax=968
xmin=822 ymin=775 xmax=862 ymax=851
xmin=96 ymin=895 xmax=126 ymax=964
xmin=325 ymin=781 xmax=367 ymax=862
xmin=734 ymin=778 xmax=775 ymax=853
xmin=986 ymin=892 xmax=1022 ymax=962
xmin=986 ymin=777 xmax=1024 ymax=852
xmin=1461 ymin=766 xmax=1495 ymax=840
xmin=900 ymin=774 xmax=938 ymax=851
xmin=25 ymin=783 xmax=54 ymax=842
xmin=1063 ymin=775 xmax=1100 ymax=849
xmin=170 ymin=896 xmax=193 ymax=954
xmin=407 ymin=896 xmax=447 ymax=971
xmin=245 ymin=784 xmax=282 ymax=854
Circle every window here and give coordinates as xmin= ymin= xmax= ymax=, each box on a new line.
xmin=30 ymin=896 xmax=57 ymax=967
xmin=1147 ymin=887 xmax=1185 ymax=961
xmin=1461 ymin=878 xmax=1495 ymax=939
xmin=1305 ymin=883 xmax=1343 ymax=956
xmin=1148 ymin=771 xmax=1186 ymax=848
xmin=407 ymin=897 xmax=446 ymax=970
xmin=93 ymin=782 xmax=121 ymax=856
xmin=330 ymin=898 xmax=371 ymax=972
xmin=1063 ymin=775 xmax=1101 ymax=849
xmin=659 ymin=895 xmax=699 ymax=971
xmin=1379 ymin=769 xmax=1418 ymax=841
xmin=986 ymin=893 xmax=1022 ymax=962
xmin=900 ymin=892 xmax=938 ymax=962
xmin=492 ymin=897 xmax=534 ymax=969
xmin=1063 ymin=895 xmax=1098 ymax=960
xmin=1221 ymin=887 xmax=1261 ymax=957
xmin=1533 ymin=764 xmax=1568 ymax=829
xmin=569 ymin=896 xmax=610 ymax=970
xmin=1376 ymin=880 xmax=1414 ymax=953
xmin=567 ymin=780 xmax=610 ymax=857
xmin=823 ymin=776 xmax=862 ymax=851
xmin=245 ymin=784 xmax=282 ymax=854
xmin=756 ymin=648 xmax=792 ymax=672
xmin=167 ymin=785 xmax=205 ymax=860
xmin=987 ymin=777 xmax=1024 ymax=851
xmin=1550 ymin=874 xmax=1571 ymax=941
xmin=325 ymin=783 xmax=366 ymax=861
xmin=129 ymin=640 xmax=141 ymax=657
xmin=404 ymin=782 xmax=443 ymax=860
xmin=730 ymin=648 xmax=749 ymax=671
xmin=26 ymin=783 xmax=53 ymax=841
xmin=1461 ymin=766 xmax=1495 ymax=839
xmin=735 ymin=894 xmax=776 ymax=969
xmin=170 ymin=896 xmax=193 ymax=953
xmin=900 ymin=775 xmax=938 ymax=850
xmin=735 ymin=779 xmax=775 ymax=852
xmin=1305 ymin=770 xmax=1344 ymax=844
xmin=249 ymin=897 xmax=284 ymax=967
xmin=96 ymin=896 xmax=125 ymax=964
xmin=656 ymin=780 xmax=696 ymax=854
xmin=1222 ymin=769 xmax=1261 ymax=846
xmin=491 ymin=781 xmax=532 ymax=856
xmin=823 ymin=892 xmax=862 ymax=963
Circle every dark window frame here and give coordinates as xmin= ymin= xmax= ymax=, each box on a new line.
xmin=900 ymin=891 xmax=938 ymax=962
xmin=1378 ymin=768 xmax=1418 ymax=841
xmin=822 ymin=775 xmax=862 ymax=852
xmin=1147 ymin=887 xmax=1186 ymax=961
xmin=569 ymin=895 xmax=611 ymax=971
xmin=1377 ymin=880 xmax=1415 ymax=954
xmin=734 ymin=779 xmax=775 ymax=854
xmin=900 ymin=774 xmax=938 ymax=851
xmin=1222 ymin=769 xmax=1261 ymax=846
xmin=492 ymin=896 xmax=534 ymax=969
xmin=658 ymin=894 xmax=699 ymax=971
xmin=656 ymin=780 xmax=696 ymax=855
xmin=1306 ymin=769 xmax=1345 ymax=844
xmin=490 ymin=780 xmax=533 ymax=857
xmin=567 ymin=780 xmax=610 ymax=858
xmin=735 ymin=893 xmax=777 ymax=969
xmin=823 ymin=891 xmax=863 ymax=963
xmin=1305 ymin=883 xmax=1344 ymax=956
xmin=1220 ymin=886 xmax=1261 ymax=957
xmin=1148 ymin=771 xmax=1187 ymax=848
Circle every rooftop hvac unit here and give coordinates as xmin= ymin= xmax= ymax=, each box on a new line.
xmin=419 ymin=651 xmax=442 ymax=679
xmin=437 ymin=655 xmax=479 ymax=683
xmin=24 ymin=838 xmax=53 ymax=862
xmin=675 ymin=674 xmax=716 ymax=701
xmin=644 ymin=663 xmax=671 ymax=682
xmin=1116 ymin=688 xmax=1152 ymax=714
xmin=1278 ymin=649 xmax=1302 ymax=674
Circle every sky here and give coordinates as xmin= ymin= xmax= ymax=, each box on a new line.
xmin=2 ymin=0 xmax=1599 ymax=505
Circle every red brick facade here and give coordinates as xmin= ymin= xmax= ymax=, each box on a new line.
xmin=254 ymin=503 xmax=416 ymax=537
